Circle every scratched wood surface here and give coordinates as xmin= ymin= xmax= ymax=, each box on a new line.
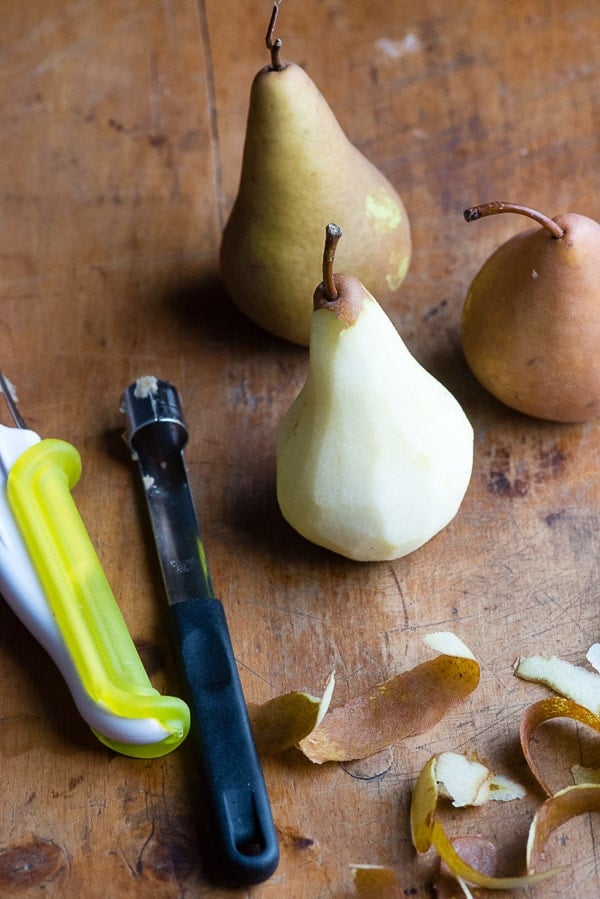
xmin=1 ymin=1 xmax=600 ymax=895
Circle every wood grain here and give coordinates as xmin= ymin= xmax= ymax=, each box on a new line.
xmin=1 ymin=1 xmax=600 ymax=895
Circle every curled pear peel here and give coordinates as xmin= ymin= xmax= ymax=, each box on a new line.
xmin=219 ymin=9 xmax=411 ymax=346
xmin=410 ymin=755 xmax=564 ymax=889
xmin=462 ymin=200 xmax=600 ymax=422
xmin=276 ymin=225 xmax=473 ymax=562
xmin=248 ymin=632 xmax=478 ymax=763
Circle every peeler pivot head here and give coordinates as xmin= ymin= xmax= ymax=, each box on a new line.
xmin=121 ymin=377 xmax=187 ymax=452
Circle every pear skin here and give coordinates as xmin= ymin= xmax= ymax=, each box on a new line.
xmin=277 ymin=228 xmax=473 ymax=561
xmin=220 ymin=60 xmax=411 ymax=346
xmin=462 ymin=202 xmax=600 ymax=422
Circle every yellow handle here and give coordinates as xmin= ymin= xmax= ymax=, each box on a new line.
xmin=7 ymin=438 xmax=190 ymax=757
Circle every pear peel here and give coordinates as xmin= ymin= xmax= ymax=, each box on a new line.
xmin=462 ymin=200 xmax=600 ymax=422
xmin=276 ymin=225 xmax=473 ymax=562
xmin=220 ymin=11 xmax=411 ymax=346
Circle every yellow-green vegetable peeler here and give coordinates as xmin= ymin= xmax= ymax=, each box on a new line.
xmin=0 ymin=372 xmax=190 ymax=757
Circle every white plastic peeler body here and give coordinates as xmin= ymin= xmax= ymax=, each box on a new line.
xmin=0 ymin=421 xmax=184 ymax=753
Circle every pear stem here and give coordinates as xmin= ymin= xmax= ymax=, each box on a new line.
xmin=463 ymin=201 xmax=565 ymax=239
xmin=266 ymin=2 xmax=283 ymax=70
xmin=323 ymin=224 xmax=342 ymax=301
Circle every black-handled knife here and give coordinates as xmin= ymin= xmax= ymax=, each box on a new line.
xmin=120 ymin=377 xmax=279 ymax=886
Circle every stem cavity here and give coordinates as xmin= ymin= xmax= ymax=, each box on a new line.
xmin=323 ymin=224 xmax=342 ymax=301
xmin=266 ymin=2 xmax=284 ymax=70
xmin=463 ymin=201 xmax=565 ymax=239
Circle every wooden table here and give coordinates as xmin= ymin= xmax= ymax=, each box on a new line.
xmin=1 ymin=1 xmax=599 ymax=895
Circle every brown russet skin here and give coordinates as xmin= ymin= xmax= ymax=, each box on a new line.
xmin=313 ymin=273 xmax=366 ymax=327
xmin=461 ymin=212 xmax=600 ymax=422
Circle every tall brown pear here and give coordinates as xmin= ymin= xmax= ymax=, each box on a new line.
xmin=219 ymin=4 xmax=411 ymax=346
xmin=462 ymin=200 xmax=600 ymax=422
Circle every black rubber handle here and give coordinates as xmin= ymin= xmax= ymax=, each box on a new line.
xmin=168 ymin=596 xmax=279 ymax=885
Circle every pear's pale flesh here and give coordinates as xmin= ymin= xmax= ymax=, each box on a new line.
xmin=277 ymin=278 xmax=473 ymax=561
xmin=220 ymin=62 xmax=411 ymax=346
xmin=462 ymin=213 xmax=600 ymax=422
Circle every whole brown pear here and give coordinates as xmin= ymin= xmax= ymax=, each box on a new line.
xmin=219 ymin=8 xmax=411 ymax=346
xmin=461 ymin=201 xmax=600 ymax=422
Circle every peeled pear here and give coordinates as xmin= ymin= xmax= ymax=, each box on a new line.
xmin=220 ymin=7 xmax=411 ymax=346
xmin=462 ymin=200 xmax=600 ymax=422
xmin=276 ymin=225 xmax=473 ymax=562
